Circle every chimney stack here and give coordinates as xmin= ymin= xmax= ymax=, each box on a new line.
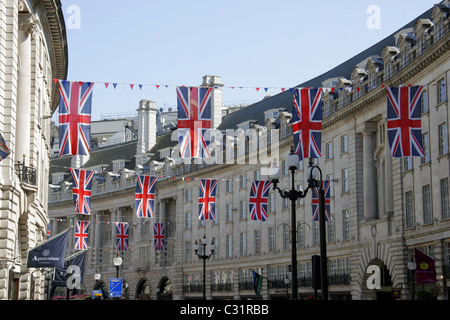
xmin=136 ymin=99 xmax=157 ymax=156
xmin=201 ymin=75 xmax=223 ymax=130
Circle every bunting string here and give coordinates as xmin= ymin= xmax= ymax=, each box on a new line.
xmin=52 ymin=78 xmax=445 ymax=95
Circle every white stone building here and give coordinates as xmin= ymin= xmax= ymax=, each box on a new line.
xmin=0 ymin=0 xmax=67 ymax=300
xmin=48 ymin=3 xmax=449 ymax=300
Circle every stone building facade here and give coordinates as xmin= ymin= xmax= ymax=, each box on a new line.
xmin=48 ymin=3 xmax=449 ymax=300
xmin=0 ymin=0 xmax=67 ymax=299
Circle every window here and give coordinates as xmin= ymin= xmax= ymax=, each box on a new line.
xmin=421 ymin=133 xmax=430 ymax=164
xmin=254 ymin=231 xmax=261 ymax=255
xmin=405 ymin=191 xmax=415 ymax=228
xmin=423 ymin=185 xmax=432 ymax=224
xmin=282 ymin=225 xmax=289 ymax=250
xmin=226 ymin=204 xmax=233 ymax=222
xmin=226 ymin=235 xmax=232 ymax=258
xmin=185 ymin=212 xmax=191 ymax=229
xmin=438 ymin=78 xmax=446 ymax=104
xmin=185 ymin=188 xmax=192 ymax=201
xmin=313 ymin=221 xmax=319 ymax=246
xmin=326 ymin=142 xmax=333 ymax=160
xmin=342 ymin=168 xmax=349 ymax=193
xmin=185 ymin=241 xmax=191 ymax=262
xmin=441 ymin=178 xmax=450 ymax=219
xmin=240 ymin=233 xmax=246 ymax=256
xmin=298 ymin=223 xmax=305 ymax=248
xmin=226 ymin=179 xmax=232 ymax=192
xmin=341 ymin=135 xmax=348 ymax=153
xmin=439 ymin=123 xmax=448 ymax=156
xmin=240 ymin=200 xmax=246 ymax=219
xmin=404 ymin=156 xmax=413 ymax=171
xmin=328 ymin=212 xmax=335 ymax=243
xmin=268 ymin=227 xmax=275 ymax=252
xmin=343 ymin=210 xmax=350 ymax=240
xmin=421 ymin=90 xmax=428 ymax=114
xmin=240 ymin=174 xmax=246 ymax=189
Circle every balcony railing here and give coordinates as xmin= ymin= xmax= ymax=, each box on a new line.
xmin=15 ymin=160 xmax=36 ymax=185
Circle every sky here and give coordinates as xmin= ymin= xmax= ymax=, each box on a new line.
xmin=58 ymin=0 xmax=439 ymax=121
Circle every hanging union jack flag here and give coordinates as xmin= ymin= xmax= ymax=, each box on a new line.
xmin=386 ymin=86 xmax=424 ymax=157
xmin=115 ymin=222 xmax=129 ymax=251
xmin=311 ymin=180 xmax=332 ymax=222
xmin=292 ymin=88 xmax=323 ymax=160
xmin=198 ymin=179 xmax=218 ymax=220
xmin=135 ymin=175 xmax=157 ymax=218
xmin=0 ymin=132 xmax=11 ymax=162
xmin=153 ymin=223 xmax=166 ymax=251
xmin=249 ymin=181 xmax=272 ymax=221
xmin=74 ymin=221 xmax=89 ymax=250
xmin=176 ymin=86 xmax=213 ymax=159
xmin=70 ymin=168 xmax=94 ymax=215
xmin=58 ymin=80 xmax=94 ymax=157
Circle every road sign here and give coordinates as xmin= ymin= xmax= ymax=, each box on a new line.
xmin=92 ymin=290 xmax=102 ymax=300
xmin=109 ymin=278 xmax=123 ymax=298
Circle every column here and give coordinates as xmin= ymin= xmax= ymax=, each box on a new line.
xmin=384 ymin=142 xmax=394 ymax=216
xmin=15 ymin=13 xmax=35 ymax=161
xmin=362 ymin=122 xmax=377 ymax=220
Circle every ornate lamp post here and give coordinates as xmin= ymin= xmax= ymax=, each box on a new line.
xmin=113 ymin=251 xmax=122 ymax=278
xmin=194 ymin=235 xmax=215 ymax=300
xmin=308 ymin=161 xmax=329 ymax=300
xmin=270 ymin=147 xmax=328 ymax=300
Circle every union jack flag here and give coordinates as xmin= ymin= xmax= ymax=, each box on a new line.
xmin=70 ymin=168 xmax=94 ymax=215
xmin=74 ymin=221 xmax=89 ymax=250
xmin=386 ymin=86 xmax=424 ymax=157
xmin=153 ymin=223 xmax=166 ymax=251
xmin=115 ymin=222 xmax=129 ymax=251
xmin=198 ymin=179 xmax=218 ymax=220
xmin=135 ymin=175 xmax=157 ymax=218
xmin=58 ymin=80 xmax=94 ymax=157
xmin=0 ymin=132 xmax=11 ymax=162
xmin=249 ymin=181 xmax=272 ymax=221
xmin=292 ymin=88 xmax=323 ymax=160
xmin=311 ymin=180 xmax=331 ymax=222
xmin=176 ymin=86 xmax=213 ymax=159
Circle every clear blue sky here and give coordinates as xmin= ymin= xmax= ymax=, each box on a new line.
xmin=59 ymin=0 xmax=438 ymax=121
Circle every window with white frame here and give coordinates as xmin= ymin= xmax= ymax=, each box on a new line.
xmin=438 ymin=78 xmax=446 ymax=104
xmin=441 ymin=178 xmax=450 ymax=219
xmin=268 ymin=227 xmax=275 ymax=252
xmin=439 ymin=123 xmax=448 ymax=156
xmin=405 ymin=191 xmax=415 ymax=228
xmin=240 ymin=232 xmax=246 ymax=256
xmin=240 ymin=200 xmax=246 ymax=219
xmin=341 ymin=135 xmax=348 ymax=153
xmin=326 ymin=141 xmax=333 ymax=160
xmin=423 ymin=184 xmax=432 ymax=224
xmin=342 ymin=168 xmax=349 ymax=193
xmin=254 ymin=230 xmax=261 ymax=255
xmin=343 ymin=210 xmax=350 ymax=240
xmin=421 ymin=132 xmax=430 ymax=164
xmin=226 ymin=235 xmax=233 ymax=258
xmin=226 ymin=204 xmax=233 ymax=222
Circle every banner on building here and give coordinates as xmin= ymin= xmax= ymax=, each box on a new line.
xmin=26 ymin=228 xmax=71 ymax=269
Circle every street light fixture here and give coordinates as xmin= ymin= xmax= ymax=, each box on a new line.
xmin=270 ymin=147 xmax=328 ymax=300
xmin=194 ymin=235 xmax=215 ymax=300
xmin=408 ymin=261 xmax=417 ymax=300
xmin=113 ymin=251 xmax=123 ymax=278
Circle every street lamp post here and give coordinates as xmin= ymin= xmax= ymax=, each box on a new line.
xmin=408 ymin=261 xmax=416 ymax=300
xmin=308 ymin=163 xmax=329 ymax=301
xmin=113 ymin=251 xmax=123 ymax=278
xmin=271 ymin=148 xmax=311 ymax=300
xmin=270 ymin=147 xmax=328 ymax=300
xmin=194 ymin=235 xmax=215 ymax=300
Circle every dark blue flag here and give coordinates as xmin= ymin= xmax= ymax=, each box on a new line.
xmin=26 ymin=228 xmax=70 ymax=269
xmin=52 ymin=249 xmax=87 ymax=287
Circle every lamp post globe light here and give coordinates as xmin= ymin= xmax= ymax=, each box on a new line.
xmin=113 ymin=251 xmax=123 ymax=278
xmin=194 ymin=235 xmax=215 ymax=300
xmin=270 ymin=147 xmax=328 ymax=300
